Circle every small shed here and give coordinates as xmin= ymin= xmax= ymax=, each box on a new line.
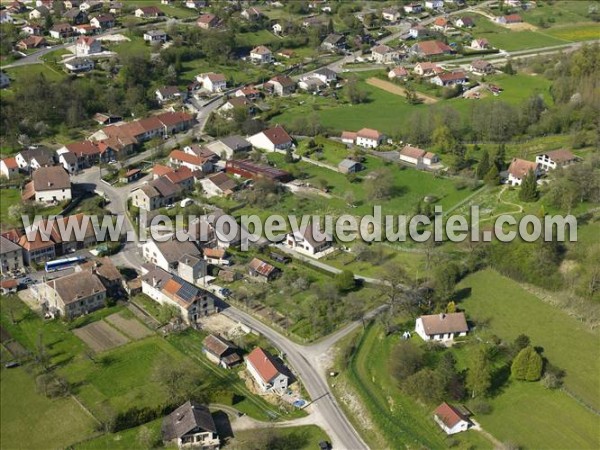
xmin=120 ymin=168 xmax=142 ymax=184
xmin=338 ymin=159 xmax=362 ymax=174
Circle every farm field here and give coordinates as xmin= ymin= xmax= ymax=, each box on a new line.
xmin=458 ymin=269 xmax=600 ymax=411
xmin=105 ymin=312 xmax=154 ymax=340
xmin=544 ymin=24 xmax=600 ymax=42
xmin=366 ymin=77 xmax=438 ymax=104
xmin=520 ymin=1 xmax=598 ymax=27
xmin=72 ymin=320 xmax=130 ymax=352
xmin=1 ymin=366 xmax=98 ymax=449
xmin=484 ymin=30 xmax=569 ymax=51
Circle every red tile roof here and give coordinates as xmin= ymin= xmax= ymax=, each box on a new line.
xmin=416 ymin=40 xmax=452 ymax=56
xmin=262 ymin=126 xmax=292 ymax=146
xmin=247 ymin=347 xmax=283 ymax=384
xmin=357 ymin=128 xmax=383 ymax=140
xmin=169 ymin=150 xmax=206 ymax=166
xmin=434 ymin=402 xmax=469 ymax=428
xmin=2 ymin=157 xmax=18 ymax=169
xmin=508 ymin=158 xmax=538 ymax=179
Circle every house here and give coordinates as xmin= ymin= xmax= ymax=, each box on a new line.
xmin=235 ymin=86 xmax=261 ymax=101
xmin=470 ymin=38 xmax=490 ymax=50
xmin=184 ymin=0 xmax=206 ymax=8
xmin=507 ymin=158 xmax=540 ymax=186
xmin=306 ymin=68 xmax=337 ymax=84
xmin=454 ymin=16 xmax=474 ymax=28
xmin=341 ymin=131 xmax=357 ymax=145
xmin=16 ymin=36 xmax=47 ymax=51
xmin=76 ymin=36 xmax=101 ymax=56
xmin=93 ymin=113 xmax=122 ymax=125
xmin=63 ymin=8 xmax=88 ymax=24
xmin=496 ymin=14 xmax=523 ymax=24
xmin=21 ymin=25 xmax=43 ymax=36
xmin=201 ymin=172 xmax=237 ymax=197
xmin=162 ymin=401 xmax=220 ymax=449
xmin=79 ymin=0 xmax=103 ymax=12
xmin=225 ymin=159 xmax=293 ymax=183
xmin=277 ymin=49 xmax=295 ymax=59
xmin=0 ymin=279 xmax=19 ymax=295
xmin=196 ymin=13 xmax=219 ymax=29
xmin=57 ymin=140 xmax=113 ymax=168
xmin=0 ymin=236 xmax=24 ymax=276
xmin=196 ymin=72 xmax=227 ymax=93
xmin=205 ymin=135 xmax=252 ymax=160
xmin=120 ymin=168 xmax=142 ymax=184
xmin=469 ymin=59 xmax=494 ymax=75
xmin=162 ymin=167 xmax=195 ymax=191
xmin=64 ymin=57 xmax=95 ymax=72
xmin=0 ymin=157 xmax=19 ymax=179
xmin=18 ymin=230 xmax=55 ymax=265
xmin=72 ymin=24 xmax=97 ymax=35
xmin=403 ymin=3 xmax=423 ymax=14
xmin=57 ymin=151 xmax=78 ymax=174
xmin=433 ymin=403 xmax=472 ymax=435
xmin=22 ymin=166 xmax=71 ymax=203
xmin=399 ymin=145 xmax=439 ymax=168
xmin=202 ymin=334 xmax=242 ymax=368
xmin=285 ymin=224 xmax=332 ymax=257
xmin=44 ymin=271 xmax=106 ymax=319
xmin=0 ymin=11 xmax=14 ymax=24
xmin=388 ymin=66 xmax=409 ymax=80
xmin=415 ymin=312 xmax=468 ymax=341
xmin=266 ymin=75 xmax=296 ymax=96
xmin=142 ymin=238 xmax=202 ymax=272
xmin=246 ymin=347 xmax=290 ymax=393
xmin=425 ymin=0 xmax=444 ymax=9
xmin=50 ymin=23 xmax=74 ymax=39
xmin=356 ymin=128 xmax=385 ymax=149
xmin=431 ymin=71 xmax=468 ymax=87
xmin=143 ymin=29 xmax=167 ymax=43
xmin=90 ymin=13 xmax=115 ymax=29
xmin=176 ymin=254 xmax=207 ymax=286
xmin=241 ymin=7 xmax=264 ymax=21
xmin=432 ymin=17 xmax=450 ymax=32
xmin=272 ymin=23 xmax=283 ymax=35
xmin=371 ymin=44 xmax=398 ymax=64
xmin=248 ymin=126 xmax=293 ymax=152
xmin=249 ymin=45 xmax=273 ymax=64
xmin=321 ymin=33 xmax=346 ymax=52
xmin=536 ymin=149 xmax=577 ymax=171
xmin=80 ymin=257 xmax=123 ymax=296
xmin=15 ymin=147 xmax=55 ymax=171
xmin=411 ymin=40 xmax=453 ymax=57
xmin=414 ymin=62 xmax=443 ymax=77
xmin=248 ymin=257 xmax=279 ymax=282
xmin=141 ymin=265 xmax=215 ymax=323
xmin=108 ymin=1 xmax=123 ymax=14
xmin=382 ymin=7 xmax=400 ymax=22
xmin=338 ymin=159 xmax=362 ymax=174
xmin=169 ymin=150 xmax=212 ymax=173
xmin=298 ymin=77 xmax=327 ymax=93
xmin=29 ymin=5 xmax=50 ymax=20
xmin=155 ymin=86 xmax=180 ymax=103
xmin=0 ymin=71 xmax=10 ymax=89
xmin=220 ymin=96 xmax=255 ymax=114
xmin=7 ymin=1 xmax=27 ymax=14
xmin=129 ymin=177 xmax=181 ymax=210
xmin=135 ymin=6 xmax=164 ymax=18
xmin=30 ymin=213 xmax=97 ymax=256
xmin=202 ymin=247 xmax=229 ymax=266
xmin=409 ymin=24 xmax=430 ymax=39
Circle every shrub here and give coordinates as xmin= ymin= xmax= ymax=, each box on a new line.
xmin=470 ymin=399 xmax=492 ymax=415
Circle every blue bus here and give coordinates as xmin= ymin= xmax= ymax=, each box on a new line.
xmin=45 ymin=256 xmax=86 ymax=273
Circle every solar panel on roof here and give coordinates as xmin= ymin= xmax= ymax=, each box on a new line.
xmin=172 ymin=274 xmax=200 ymax=303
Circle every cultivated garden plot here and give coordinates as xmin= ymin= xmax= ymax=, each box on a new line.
xmin=73 ymin=320 xmax=130 ymax=353
xmin=105 ymin=312 xmax=154 ymax=340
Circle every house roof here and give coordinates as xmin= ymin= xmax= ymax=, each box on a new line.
xmin=218 ymin=135 xmax=252 ymax=152
xmin=390 ymin=66 xmax=408 ymax=77
xmin=372 ymin=44 xmax=393 ymax=54
xmin=471 ymin=59 xmax=493 ymax=70
xmin=203 ymin=334 xmax=237 ymax=358
xmin=1 ymin=156 xmax=18 ymax=169
xmin=144 ymin=29 xmax=166 ymax=36
xmin=261 ymin=126 xmax=292 ymax=145
xmin=269 ymin=75 xmax=295 ymax=87
xmin=543 ymin=149 xmax=575 ymax=163
xmin=18 ymin=230 xmax=54 ymax=252
xmin=32 ymin=166 xmax=70 ymax=192
xmin=508 ymin=158 xmax=538 ymax=179
xmin=341 ymin=131 xmax=357 ymax=141
xmin=76 ymin=36 xmax=98 ymax=47
xmin=153 ymin=238 xmax=200 ymax=264
xmin=419 ymin=312 xmax=468 ymax=335
xmin=81 ymin=256 xmax=121 ymax=282
xmin=153 ymin=164 xmax=174 ymax=177
xmin=434 ymin=402 xmax=470 ymax=428
xmin=503 ymin=14 xmax=522 ymax=22
xmin=251 ymin=45 xmax=271 ymax=55
xmin=207 ymin=172 xmax=237 ymax=192
xmin=323 ymin=33 xmax=344 ymax=45
xmin=138 ymin=5 xmax=163 ymax=15
xmin=51 ymin=23 xmax=73 ymax=32
xmin=434 ymin=17 xmax=448 ymax=26
xmin=400 ymin=145 xmax=426 ymax=159
xmin=18 ymin=36 xmax=46 ymax=48
xmin=246 ymin=347 xmax=285 ymax=384
xmin=295 ymin=223 xmax=331 ymax=247
xmin=0 ymin=235 xmax=21 ymax=255
xmin=157 ymin=86 xmax=179 ymax=97
xmin=201 ymin=72 xmax=226 ymax=83
xmin=314 ymin=67 xmax=337 ymax=79
xmin=226 ymin=97 xmax=252 ymax=108
xmin=163 ymin=167 xmax=194 ymax=185
xmin=149 ymin=177 xmax=181 ymax=197
xmin=38 ymin=213 xmax=95 ymax=244
xmin=437 ymin=71 xmax=467 ymax=82
xmin=357 ymin=128 xmax=383 ymax=140
xmin=162 ymin=401 xmax=216 ymax=441
xmin=65 ymin=140 xmax=100 ymax=156
xmin=47 ymin=271 xmax=106 ymax=305
xmin=415 ymin=40 xmax=452 ymax=55
xmin=92 ymin=13 xmax=114 ymax=23
xmin=197 ymin=13 xmax=217 ymax=24
xmin=248 ymin=258 xmax=277 ymax=277
xmin=457 ymin=16 xmax=474 ymax=26
xmin=339 ymin=158 xmax=359 ymax=169
xmin=170 ymin=150 xmax=206 ymax=167
xmin=203 ymin=247 xmax=226 ymax=258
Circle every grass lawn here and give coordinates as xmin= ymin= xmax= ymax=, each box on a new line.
xmin=479 ymin=381 xmax=600 ymax=450
xmin=544 ymin=23 xmax=600 ymax=42
xmin=231 ymin=425 xmax=330 ymax=449
xmin=4 ymin=63 xmax=66 ymax=84
xmin=521 ymin=1 xmax=597 ymax=27
xmin=484 ymin=30 xmax=569 ymax=51
xmin=1 ymin=366 xmax=98 ymax=449
xmin=74 ymin=418 xmax=163 ymax=450
xmin=108 ymin=36 xmax=151 ymax=59
xmin=0 ymin=188 xmax=20 ymax=228
xmin=458 ymin=269 xmax=600 ymax=411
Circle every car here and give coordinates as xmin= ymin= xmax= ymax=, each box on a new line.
xmin=219 ymin=288 xmax=232 ymax=297
xmin=318 ymin=441 xmax=331 ymax=450
xmin=4 ymin=361 xmax=20 ymax=369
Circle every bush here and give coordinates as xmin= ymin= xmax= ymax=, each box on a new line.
xmin=541 ymin=372 xmax=562 ymax=389
xmin=469 ymin=399 xmax=492 ymax=415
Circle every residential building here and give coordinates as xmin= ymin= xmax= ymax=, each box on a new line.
xmin=356 ymin=128 xmax=385 ymax=148
xmin=470 ymin=38 xmax=490 ymax=50
xmin=434 ymin=403 xmax=472 ymax=435
xmin=196 ymin=72 xmax=227 ymax=92
xmin=425 ymin=0 xmax=444 ymax=9
xmin=431 ymin=71 xmax=468 ymax=87
xmin=399 ymin=145 xmax=439 ymax=168
xmin=0 ymin=11 xmax=14 ymax=24
xmin=0 ymin=157 xmax=18 ymax=179
xmin=143 ymin=29 xmax=167 ymax=43
xmin=80 ymin=257 xmax=122 ymax=296
xmin=403 ymin=3 xmax=422 ymax=14
xmin=382 ymin=7 xmax=400 ymax=21
xmin=247 ymin=126 xmax=293 ymax=152
xmin=76 ymin=36 xmax=101 ymax=56
xmin=249 ymin=45 xmax=273 ymax=64
xmin=201 ymin=172 xmax=237 ymax=197
xmin=235 ymin=86 xmax=261 ymax=101
xmin=21 ymin=25 xmax=43 ymax=36
xmin=32 ymin=213 xmax=97 ymax=256
xmin=64 ymin=57 xmax=95 ymax=72
xmin=415 ymin=312 xmax=468 ymax=341
xmin=163 ymin=167 xmax=196 ymax=191
xmin=135 ymin=6 xmax=164 ymax=18
xmin=414 ymin=62 xmax=443 ymax=77
xmin=141 ymin=265 xmax=215 ymax=323
xmin=205 ymin=135 xmax=252 ymax=160
xmin=469 ymin=59 xmax=494 ymax=75
xmin=162 ymin=401 xmax=220 ymax=449
xmin=176 ymin=254 xmax=207 ymax=285
xmin=169 ymin=149 xmax=212 ymax=173
xmin=196 ymin=13 xmax=219 ymax=29
xmin=246 ymin=347 xmax=289 ymax=393
xmin=79 ymin=0 xmax=103 ymax=12
xmin=155 ymin=86 xmax=180 ymax=103
xmin=285 ymin=224 xmax=332 ymax=257
xmin=507 ymin=158 xmax=540 ymax=186
xmin=202 ymin=247 xmax=229 ymax=266
xmin=535 ymin=149 xmax=577 ymax=171
xmin=248 ymin=257 xmax=279 ymax=282
xmin=129 ymin=177 xmax=181 ymax=210
xmin=202 ymin=334 xmax=242 ymax=368
xmin=90 ymin=13 xmax=115 ymax=29
xmin=496 ymin=14 xmax=522 ymax=24
xmin=44 ymin=271 xmax=106 ymax=319
xmin=304 ymin=68 xmax=337 ymax=85
xmin=338 ymin=159 xmax=362 ymax=174
xmin=0 ymin=236 xmax=24 ymax=275
xmin=58 ymin=152 xmax=79 ymax=174
xmin=410 ymin=40 xmax=453 ymax=57
xmin=15 ymin=147 xmax=55 ymax=171
xmin=340 ymin=131 xmax=357 ymax=145
xmin=409 ymin=24 xmax=430 ymax=39
xmin=29 ymin=5 xmax=50 ymax=20
xmin=184 ymin=0 xmax=206 ymax=8
xmin=225 ymin=159 xmax=293 ymax=183
xmin=241 ymin=7 xmax=264 ymax=21
xmin=220 ymin=96 xmax=255 ymax=115
xmin=22 ymin=166 xmax=71 ymax=203
xmin=50 ymin=23 xmax=74 ymax=39
xmin=57 ymin=140 xmax=113 ymax=168
xmin=142 ymin=238 xmax=201 ymax=272
xmin=388 ymin=66 xmax=409 ymax=80
xmin=432 ymin=17 xmax=450 ymax=32
xmin=16 ymin=36 xmax=47 ymax=51
xmin=454 ymin=16 xmax=474 ymax=28
xmin=266 ymin=75 xmax=296 ymax=96
xmin=321 ymin=33 xmax=346 ymax=52
xmin=371 ymin=44 xmax=399 ymax=64
xmin=63 ymin=8 xmax=88 ymax=24
xmin=18 ymin=231 xmax=55 ymax=265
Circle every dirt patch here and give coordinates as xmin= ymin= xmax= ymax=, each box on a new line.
xmin=105 ymin=312 xmax=153 ymax=340
xmin=96 ymin=34 xmax=130 ymax=43
xmin=366 ymin=77 xmax=438 ymax=104
xmin=197 ymin=313 xmax=241 ymax=338
xmin=503 ymin=22 xmax=538 ymax=31
xmin=73 ymin=321 xmax=130 ymax=353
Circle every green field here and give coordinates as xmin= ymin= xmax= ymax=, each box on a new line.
xmin=458 ymin=269 xmax=600 ymax=411
xmin=0 ymin=188 xmax=20 ymax=228
xmin=1 ymin=367 xmax=98 ymax=449
xmin=544 ymin=24 xmax=600 ymax=42
xmin=484 ymin=30 xmax=569 ymax=52
xmin=521 ymin=1 xmax=598 ymax=27
xmin=231 ymin=425 xmax=330 ymax=449
xmin=75 ymin=418 xmax=162 ymax=450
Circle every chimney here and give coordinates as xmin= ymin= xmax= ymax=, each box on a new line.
xmin=439 ymin=313 xmax=445 ymax=320
xmin=152 ymin=276 xmax=157 ymax=287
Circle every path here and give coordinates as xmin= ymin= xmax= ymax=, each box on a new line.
xmin=480 ymin=186 xmax=524 ymax=223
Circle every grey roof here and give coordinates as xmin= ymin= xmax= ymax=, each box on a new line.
xmin=145 ymin=29 xmax=166 ymax=36
xmin=48 ymin=271 xmax=106 ymax=304
xmin=32 ymin=166 xmax=71 ymax=192
xmin=219 ymin=135 xmax=252 ymax=152
xmin=0 ymin=235 xmax=22 ymax=255
xmin=179 ymin=253 xmax=201 ymax=267
xmin=137 ymin=177 xmax=181 ymax=199
xmin=323 ymin=33 xmax=344 ymax=45
xmin=314 ymin=67 xmax=337 ymax=79
xmin=64 ymin=8 xmax=86 ymax=18
xmin=154 ymin=239 xmax=201 ymax=264
xmin=60 ymin=152 xmax=78 ymax=165
xmin=162 ymin=401 xmax=217 ymax=441
xmin=339 ymin=158 xmax=359 ymax=169
xmin=19 ymin=147 xmax=55 ymax=166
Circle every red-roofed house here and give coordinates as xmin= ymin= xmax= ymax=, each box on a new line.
xmin=434 ymin=403 xmax=471 ymax=434
xmin=246 ymin=347 xmax=289 ymax=393
xmin=169 ymin=150 xmax=213 ymax=173
xmin=135 ymin=6 xmax=164 ymax=18
xmin=496 ymin=14 xmax=522 ymax=24
xmin=356 ymin=128 xmax=385 ymax=148
xmin=507 ymin=158 xmax=540 ymax=186
xmin=16 ymin=36 xmax=47 ymax=50
xmin=431 ymin=71 xmax=468 ymax=87
xmin=341 ymin=131 xmax=358 ymax=145
xmin=411 ymin=40 xmax=452 ymax=57
xmin=76 ymin=36 xmax=101 ymax=56
xmin=163 ymin=167 xmax=195 ymax=191
xmin=248 ymin=126 xmax=293 ymax=152
xmin=399 ymin=145 xmax=439 ymax=168
xmin=388 ymin=66 xmax=409 ymax=80
xmin=0 ymin=157 xmax=19 ymax=179
xmin=197 ymin=13 xmax=219 ymax=29
xmin=414 ymin=62 xmax=443 ymax=77
xmin=250 ymin=45 xmax=273 ymax=64
xmin=470 ymin=38 xmax=490 ymax=50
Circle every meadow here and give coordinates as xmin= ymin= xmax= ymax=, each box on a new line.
xmin=484 ymin=30 xmax=569 ymax=51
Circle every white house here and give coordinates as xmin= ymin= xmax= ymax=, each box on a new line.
xmin=535 ymin=149 xmax=577 ymax=171
xmin=356 ymin=128 xmax=385 ymax=149
xmin=155 ymin=86 xmax=180 ymax=103
xmin=388 ymin=66 xmax=409 ymax=80
xmin=433 ymin=403 xmax=472 ymax=435
xmin=58 ymin=151 xmax=79 ymax=174
xmin=247 ymin=126 xmax=293 ymax=152
xmin=64 ymin=57 xmax=95 ymax=72
xmin=507 ymin=158 xmax=540 ymax=186
xmin=246 ymin=347 xmax=289 ymax=393
xmin=470 ymin=38 xmax=490 ymax=50
xmin=169 ymin=149 xmax=212 ymax=173
xmin=415 ymin=312 xmax=468 ymax=342
xmin=0 ymin=11 xmax=14 ymax=24
xmin=399 ymin=145 xmax=439 ymax=168
xmin=0 ymin=157 xmax=19 ymax=179
xmin=284 ymin=224 xmax=332 ymax=257
xmin=196 ymin=72 xmax=227 ymax=93
xmin=22 ymin=166 xmax=72 ymax=203
xmin=249 ymin=45 xmax=273 ymax=64
xmin=142 ymin=238 xmax=202 ymax=272
xmin=75 ymin=36 xmax=101 ymax=56
xmin=162 ymin=401 xmax=220 ymax=449
xmin=381 ymin=7 xmax=400 ymax=21
xmin=143 ymin=30 xmax=167 ymax=43
xmin=425 ymin=0 xmax=444 ymax=9
xmin=371 ymin=44 xmax=399 ymax=64
xmin=431 ymin=71 xmax=468 ymax=87
xmin=403 ymin=3 xmax=423 ymax=14
xmin=272 ymin=23 xmax=283 ymax=35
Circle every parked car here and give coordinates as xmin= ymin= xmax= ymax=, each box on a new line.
xmin=4 ymin=361 xmax=20 ymax=369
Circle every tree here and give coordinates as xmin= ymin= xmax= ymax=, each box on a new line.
xmin=466 ymin=345 xmax=492 ymax=398
xmin=403 ymin=368 xmax=446 ymax=404
xmin=484 ymin=164 xmax=500 ymax=186
xmin=390 ymin=341 xmax=424 ymax=380
xmin=137 ymin=425 xmax=158 ymax=449
xmin=432 ymin=125 xmax=456 ymax=154
xmin=335 ymin=270 xmax=356 ymax=293
xmin=344 ymin=75 xmax=368 ymax=104
xmin=432 ymin=261 xmax=460 ymax=302
xmin=519 ymin=169 xmax=539 ymax=202
xmin=511 ymin=346 xmax=543 ymax=381
xmin=152 ymin=357 xmax=206 ymax=403
xmin=476 ymin=149 xmax=491 ymax=180
xmin=365 ymin=168 xmax=394 ymax=200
